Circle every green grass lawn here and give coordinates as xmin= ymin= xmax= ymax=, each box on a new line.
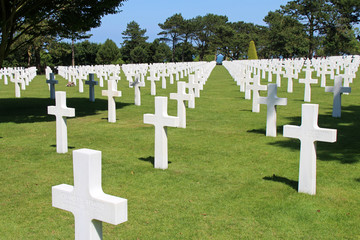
xmin=0 ymin=65 xmax=359 ymax=239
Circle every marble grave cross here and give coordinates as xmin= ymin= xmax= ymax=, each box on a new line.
xmin=130 ymin=76 xmax=145 ymax=106
xmin=143 ymin=97 xmax=179 ymax=169
xmin=325 ymin=75 xmax=351 ymax=118
xmin=248 ymin=74 xmax=267 ymax=112
xmin=147 ymin=71 xmax=160 ymax=95
xmin=46 ymin=73 xmax=58 ymax=99
xmin=258 ymin=84 xmax=287 ymax=137
xmin=299 ymin=67 xmax=318 ymax=102
xmin=85 ymin=73 xmax=99 ymax=102
xmin=283 ymin=104 xmax=337 ymax=195
xmin=52 ymin=149 xmax=128 ymax=240
xmin=170 ymin=81 xmax=194 ymax=128
xmin=47 ymin=91 xmax=75 ymax=153
xmin=102 ymin=79 xmax=122 ymax=123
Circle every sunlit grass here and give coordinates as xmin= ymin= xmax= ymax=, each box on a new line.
xmin=0 ymin=65 xmax=359 ymax=239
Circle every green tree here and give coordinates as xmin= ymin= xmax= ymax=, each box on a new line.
xmin=0 ymin=0 xmax=126 ymax=67
xmin=121 ymin=21 xmax=149 ymax=63
xmin=192 ymin=14 xmax=229 ymax=61
xmin=130 ymin=46 xmax=148 ymax=63
xmin=96 ymin=39 xmax=119 ymax=64
xmin=264 ymin=11 xmax=308 ymax=58
xmin=158 ymin=13 xmax=185 ymax=62
xmin=281 ymin=0 xmax=330 ymax=58
xmin=74 ymin=41 xmax=101 ymax=65
xmin=247 ymin=41 xmax=258 ymax=59
xmin=148 ymin=39 xmax=172 ymax=63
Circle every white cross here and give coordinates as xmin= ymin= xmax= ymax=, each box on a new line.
xmin=12 ymin=71 xmax=24 ymax=98
xmin=248 ymin=74 xmax=267 ymax=112
xmin=284 ymin=67 xmax=296 ymax=93
xmin=48 ymin=91 xmax=75 ymax=153
xmin=130 ymin=76 xmax=145 ymax=106
xmin=170 ymin=81 xmax=194 ymax=128
xmin=186 ymin=75 xmax=201 ymax=108
xmin=325 ymin=75 xmax=351 ymax=118
xmin=102 ymin=80 xmax=122 ymax=123
xmin=147 ymin=71 xmax=160 ymax=95
xmin=273 ymin=65 xmax=284 ymax=87
xmin=144 ymin=97 xmax=179 ymax=169
xmin=52 ymin=149 xmax=127 ymax=240
xmin=299 ymin=67 xmax=318 ymax=102
xmin=317 ymin=65 xmax=334 ymax=87
xmin=159 ymin=70 xmax=169 ymax=89
xmin=283 ymin=104 xmax=337 ymax=195
xmin=258 ymin=84 xmax=287 ymax=137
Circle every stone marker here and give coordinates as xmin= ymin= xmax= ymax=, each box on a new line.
xmin=102 ymin=80 xmax=122 ymax=123
xmin=46 ymin=73 xmax=58 ymax=100
xmin=299 ymin=68 xmax=318 ymax=102
xmin=47 ymin=91 xmax=75 ymax=153
xmin=130 ymin=76 xmax=145 ymax=106
xmin=325 ymin=75 xmax=351 ymax=118
xmin=147 ymin=72 xmax=159 ymax=95
xmin=170 ymin=81 xmax=194 ymax=128
xmin=248 ymin=74 xmax=267 ymax=112
xmin=258 ymin=84 xmax=287 ymax=137
xmin=283 ymin=104 xmax=337 ymax=195
xmin=144 ymin=97 xmax=179 ymax=169
xmin=85 ymin=73 xmax=98 ymax=102
xmin=12 ymin=72 xmax=23 ymax=98
xmin=186 ymin=75 xmax=201 ymax=109
xmin=52 ymin=148 xmax=128 ymax=240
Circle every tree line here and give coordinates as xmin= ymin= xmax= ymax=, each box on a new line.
xmin=1 ymin=0 xmax=359 ymax=70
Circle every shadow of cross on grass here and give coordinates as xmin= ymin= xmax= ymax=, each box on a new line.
xmin=0 ymin=97 xmax=131 ymax=124
xmin=138 ymin=156 xmax=172 ymax=167
xmin=263 ymin=174 xmax=298 ymax=191
xmin=269 ymin=105 xmax=360 ymax=164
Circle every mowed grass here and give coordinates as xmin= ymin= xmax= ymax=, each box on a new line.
xmin=0 ymin=65 xmax=359 ymax=239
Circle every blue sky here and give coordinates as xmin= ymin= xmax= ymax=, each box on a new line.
xmin=86 ymin=0 xmax=290 ymax=46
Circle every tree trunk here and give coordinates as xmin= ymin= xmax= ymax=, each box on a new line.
xmin=172 ymin=40 xmax=175 ymax=62
xmin=27 ymin=46 xmax=32 ymax=67
xmin=72 ymin=38 xmax=75 ymax=66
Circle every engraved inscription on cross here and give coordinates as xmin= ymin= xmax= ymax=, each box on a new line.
xmin=283 ymin=104 xmax=337 ymax=195
xmin=48 ymin=91 xmax=75 ymax=153
xmin=52 ymin=149 xmax=127 ymax=240
xmin=144 ymin=97 xmax=179 ymax=169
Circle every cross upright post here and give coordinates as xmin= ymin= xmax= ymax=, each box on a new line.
xmin=283 ymin=104 xmax=337 ymax=195
xmin=52 ymin=149 xmax=128 ymax=240
xmin=48 ymin=91 xmax=75 ymax=153
xmin=12 ymin=71 xmax=23 ymax=98
xmin=102 ymin=79 xmax=122 ymax=123
xmin=147 ymin=71 xmax=160 ymax=95
xmin=248 ymin=74 xmax=267 ymax=112
xmin=299 ymin=67 xmax=318 ymax=102
xmin=130 ymin=76 xmax=145 ymax=106
xmin=46 ymin=73 xmax=59 ymax=99
xmin=144 ymin=97 xmax=179 ymax=169
xmin=325 ymin=75 xmax=351 ymax=118
xmin=85 ymin=73 xmax=99 ymax=102
xmin=258 ymin=84 xmax=287 ymax=137
xmin=170 ymin=81 xmax=194 ymax=128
